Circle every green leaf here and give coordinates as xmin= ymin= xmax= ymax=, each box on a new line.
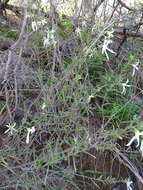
xmin=81 ymin=169 xmax=105 ymax=175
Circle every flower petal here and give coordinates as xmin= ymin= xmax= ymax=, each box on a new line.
xmin=140 ymin=140 xmax=143 ymax=157
xmin=26 ymin=132 xmax=30 ymax=144
xmin=126 ymin=136 xmax=137 ymax=147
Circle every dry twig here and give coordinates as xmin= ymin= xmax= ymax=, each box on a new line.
xmin=114 ymin=149 xmax=143 ymax=185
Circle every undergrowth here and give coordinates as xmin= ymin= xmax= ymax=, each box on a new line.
xmin=0 ymin=0 xmax=143 ymax=190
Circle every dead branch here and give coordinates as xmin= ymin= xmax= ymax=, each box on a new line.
xmin=5 ymin=4 xmax=48 ymax=18
xmin=0 ymin=0 xmax=9 ymax=10
xmin=0 ymin=0 xmax=9 ymax=17
xmin=114 ymin=28 xmax=143 ymax=38
xmin=3 ymin=4 xmax=28 ymax=83
xmin=108 ymin=1 xmax=120 ymax=22
xmin=115 ymin=28 xmax=127 ymax=57
xmin=117 ymin=0 xmax=135 ymax=11
xmin=93 ymin=0 xmax=105 ymax=13
xmin=6 ymin=4 xmax=23 ymax=17
xmin=114 ymin=149 xmax=143 ymax=185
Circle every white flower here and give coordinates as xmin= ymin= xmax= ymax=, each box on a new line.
xmin=32 ymin=19 xmax=47 ymax=32
xmin=121 ymin=79 xmax=131 ymax=94
xmin=4 ymin=122 xmax=17 ymax=135
xmin=40 ymin=0 xmax=48 ymax=8
xmin=82 ymin=21 xmax=86 ymax=28
xmin=126 ymin=131 xmax=143 ymax=157
xmin=87 ymin=95 xmax=94 ymax=104
xmin=107 ymin=29 xmax=114 ymax=38
xmin=41 ymin=19 xmax=47 ymax=25
xmin=31 ymin=21 xmax=38 ymax=32
xmin=42 ymin=102 xmax=46 ymax=110
xmin=37 ymin=19 xmax=47 ymax=27
xmin=126 ymin=178 xmax=133 ymax=190
xmin=126 ymin=130 xmax=143 ymax=147
xmin=91 ymin=26 xmax=96 ymax=33
xmin=132 ymin=60 xmax=139 ymax=76
xmin=43 ymin=38 xmax=50 ymax=47
xmin=102 ymin=38 xmax=116 ymax=60
xmin=26 ymin=126 xmax=35 ymax=144
xmin=43 ymin=29 xmax=56 ymax=47
xmin=75 ymin=27 xmax=82 ymax=37
xmin=140 ymin=140 xmax=143 ymax=157
xmin=101 ymin=29 xmax=116 ymax=60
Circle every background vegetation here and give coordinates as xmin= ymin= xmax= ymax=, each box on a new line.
xmin=0 ymin=0 xmax=143 ymax=189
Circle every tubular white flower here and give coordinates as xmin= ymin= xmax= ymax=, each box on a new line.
xmin=43 ymin=29 xmax=56 ymax=47
xmin=87 ymin=95 xmax=94 ymax=104
xmin=40 ymin=0 xmax=48 ymax=8
xmin=75 ymin=27 xmax=82 ymax=37
xmin=140 ymin=140 xmax=143 ymax=157
xmin=126 ymin=178 xmax=133 ymax=190
xmin=126 ymin=131 xmax=143 ymax=147
xmin=26 ymin=126 xmax=35 ymax=144
xmin=121 ymin=79 xmax=131 ymax=94
xmin=102 ymin=38 xmax=116 ymax=60
xmin=41 ymin=19 xmax=47 ymax=25
xmin=42 ymin=102 xmax=46 ymax=110
xmin=107 ymin=29 xmax=114 ymax=38
xmin=101 ymin=29 xmax=116 ymax=60
xmin=132 ymin=60 xmax=139 ymax=76
xmin=31 ymin=21 xmax=38 ymax=32
xmin=43 ymin=38 xmax=50 ymax=47
xmin=4 ymin=123 xmax=17 ymax=135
